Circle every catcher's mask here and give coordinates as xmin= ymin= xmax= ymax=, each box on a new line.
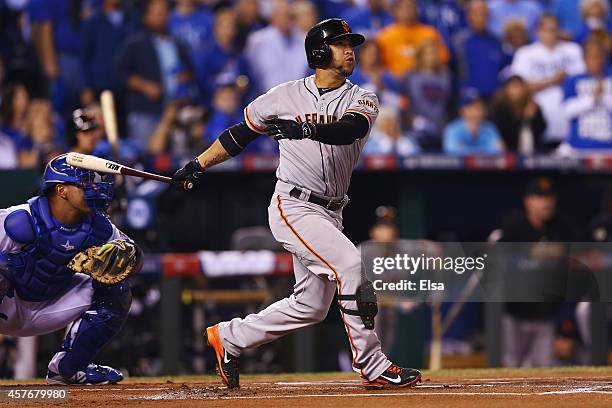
xmin=42 ymin=154 xmax=114 ymax=211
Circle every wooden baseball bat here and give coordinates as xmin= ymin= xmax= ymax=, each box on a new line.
xmin=100 ymin=90 xmax=120 ymax=159
xmin=66 ymin=152 xmax=193 ymax=189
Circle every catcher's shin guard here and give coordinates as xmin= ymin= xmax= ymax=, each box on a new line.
xmin=48 ymin=281 xmax=132 ymax=378
xmin=205 ymin=324 xmax=239 ymax=388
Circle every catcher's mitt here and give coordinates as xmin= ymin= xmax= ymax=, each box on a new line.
xmin=68 ymin=240 xmax=138 ymax=284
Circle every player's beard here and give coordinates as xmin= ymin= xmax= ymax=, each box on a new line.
xmin=335 ymin=60 xmax=355 ymax=77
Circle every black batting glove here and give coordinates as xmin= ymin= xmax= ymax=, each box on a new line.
xmin=172 ymin=159 xmax=204 ymax=191
xmin=263 ymin=118 xmax=316 ymax=141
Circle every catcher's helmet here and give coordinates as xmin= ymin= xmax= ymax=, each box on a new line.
xmin=305 ymin=18 xmax=365 ymax=69
xmin=42 ymin=154 xmax=114 ymax=211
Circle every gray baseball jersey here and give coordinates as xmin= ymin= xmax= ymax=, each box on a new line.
xmin=244 ymin=75 xmax=380 ymax=198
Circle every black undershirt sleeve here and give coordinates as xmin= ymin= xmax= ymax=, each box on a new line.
xmin=311 ymin=112 xmax=370 ymax=145
xmin=218 ymin=121 xmax=260 ymax=156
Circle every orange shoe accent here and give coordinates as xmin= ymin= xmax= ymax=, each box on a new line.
xmin=276 ymin=195 xmax=366 ymax=380
xmin=206 ymin=325 xmax=229 ymax=386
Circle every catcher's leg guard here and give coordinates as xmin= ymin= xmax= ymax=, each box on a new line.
xmin=337 ymin=280 xmax=378 ymax=329
xmin=49 ymin=280 xmax=132 ymax=378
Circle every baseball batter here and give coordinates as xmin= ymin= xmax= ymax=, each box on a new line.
xmin=0 ymin=151 xmax=141 ymax=384
xmin=173 ymin=18 xmax=421 ymax=389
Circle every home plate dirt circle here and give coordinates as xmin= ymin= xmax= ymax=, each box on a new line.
xmin=3 ymin=368 xmax=612 ymax=407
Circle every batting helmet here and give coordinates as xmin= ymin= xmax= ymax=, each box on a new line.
xmin=305 ymin=18 xmax=365 ymax=69
xmin=42 ymin=154 xmax=114 ymax=211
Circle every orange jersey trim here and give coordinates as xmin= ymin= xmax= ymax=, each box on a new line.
xmin=244 ymin=107 xmax=266 ymax=133
xmin=276 ymin=195 xmax=367 ymax=380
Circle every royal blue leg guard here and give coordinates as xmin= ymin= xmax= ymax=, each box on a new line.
xmin=50 ymin=280 xmax=132 ymax=378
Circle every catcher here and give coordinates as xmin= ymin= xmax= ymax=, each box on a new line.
xmin=0 ymin=154 xmax=141 ymax=384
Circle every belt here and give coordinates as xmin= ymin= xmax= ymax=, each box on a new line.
xmin=289 ymin=187 xmax=349 ymax=211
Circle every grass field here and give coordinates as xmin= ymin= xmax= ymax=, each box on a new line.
xmin=0 ymin=367 xmax=610 ymax=407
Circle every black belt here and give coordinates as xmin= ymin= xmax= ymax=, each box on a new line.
xmin=289 ymin=187 xmax=349 ymax=211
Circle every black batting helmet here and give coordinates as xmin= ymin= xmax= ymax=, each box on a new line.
xmin=305 ymin=18 xmax=365 ymax=69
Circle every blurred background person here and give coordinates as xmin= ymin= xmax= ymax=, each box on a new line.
xmin=574 ymin=0 xmax=612 ymax=44
xmin=401 ymin=40 xmax=451 ymax=152
xmin=511 ymin=15 xmax=585 ymax=146
xmin=67 ymin=107 xmax=104 ymax=155
xmin=443 ymin=88 xmax=503 ymax=155
xmin=196 ymin=8 xmax=251 ymax=108
xmin=115 ymin=0 xmax=194 ymax=152
xmin=487 ymin=0 xmax=543 ymax=41
xmin=341 ymin=0 xmax=393 ymax=39
xmin=294 ymin=0 xmax=319 ymax=36
xmin=21 ymin=98 xmax=65 ymax=167
xmin=561 ymin=39 xmax=612 ymax=152
xmin=0 ymin=0 xmax=46 ymax=97
xmin=245 ymin=0 xmax=308 ymax=94
xmin=491 ymin=74 xmax=547 ymax=154
xmin=80 ymin=0 xmax=138 ymax=141
xmin=453 ymin=0 xmax=505 ymax=102
xmin=497 ymin=177 xmax=581 ymax=367
xmin=147 ymin=102 xmax=205 ymax=157
xmin=350 ymin=40 xmax=401 ymax=109
xmin=33 ymin=0 xmax=88 ymax=116
xmin=501 ymin=20 xmax=530 ymax=65
xmin=376 ymin=0 xmax=449 ymax=78
xmin=204 ymin=83 xmax=277 ymax=155
xmin=233 ymin=0 xmax=266 ymax=50
xmin=0 ymin=82 xmax=38 ymax=168
xmin=551 ymin=0 xmax=582 ymax=40
xmin=169 ymin=0 xmax=214 ymax=70
xmin=363 ymin=106 xmax=421 ymax=156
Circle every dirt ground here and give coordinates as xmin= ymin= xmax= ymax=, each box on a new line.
xmin=1 ymin=367 xmax=611 ymax=407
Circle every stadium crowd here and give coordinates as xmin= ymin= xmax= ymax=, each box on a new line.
xmin=0 ymin=0 xmax=611 ymax=170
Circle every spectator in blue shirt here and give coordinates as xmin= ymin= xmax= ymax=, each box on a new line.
xmin=196 ymin=8 xmax=252 ymax=108
xmin=419 ymin=0 xmax=466 ymax=50
xmin=34 ymin=0 xmax=88 ymax=116
xmin=169 ymin=0 xmax=214 ymax=69
xmin=115 ymin=0 xmax=194 ymax=152
xmin=341 ymin=0 xmax=394 ymax=38
xmin=0 ymin=82 xmax=34 ymax=166
xmin=563 ymin=39 xmax=612 ymax=150
xmin=488 ymin=0 xmax=543 ymax=40
xmin=443 ymin=88 xmax=504 ymax=155
xmin=453 ymin=0 xmax=505 ymax=100
xmin=81 ymin=0 xmax=138 ymax=105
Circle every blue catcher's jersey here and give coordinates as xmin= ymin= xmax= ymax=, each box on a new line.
xmin=2 ymin=196 xmax=114 ymax=302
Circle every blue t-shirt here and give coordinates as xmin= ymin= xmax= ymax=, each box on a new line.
xmin=196 ymin=43 xmax=251 ymax=106
xmin=341 ymin=6 xmax=393 ymax=37
xmin=443 ymin=119 xmax=503 ymax=155
xmin=564 ymin=70 xmax=612 ymax=149
xmin=169 ymin=8 xmax=214 ymax=57
xmin=37 ymin=0 xmax=82 ymax=54
xmin=454 ymin=30 xmax=504 ymax=98
xmin=488 ymin=0 xmax=543 ymax=40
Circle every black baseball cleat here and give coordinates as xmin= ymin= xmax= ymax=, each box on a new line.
xmin=363 ymin=364 xmax=422 ymax=389
xmin=205 ymin=324 xmax=239 ymax=389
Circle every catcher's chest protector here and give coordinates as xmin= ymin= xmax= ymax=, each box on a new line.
xmin=6 ymin=196 xmax=112 ymax=302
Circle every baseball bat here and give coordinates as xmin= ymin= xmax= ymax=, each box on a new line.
xmin=66 ymin=152 xmax=193 ymax=189
xmin=100 ymin=90 xmax=119 ymax=159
